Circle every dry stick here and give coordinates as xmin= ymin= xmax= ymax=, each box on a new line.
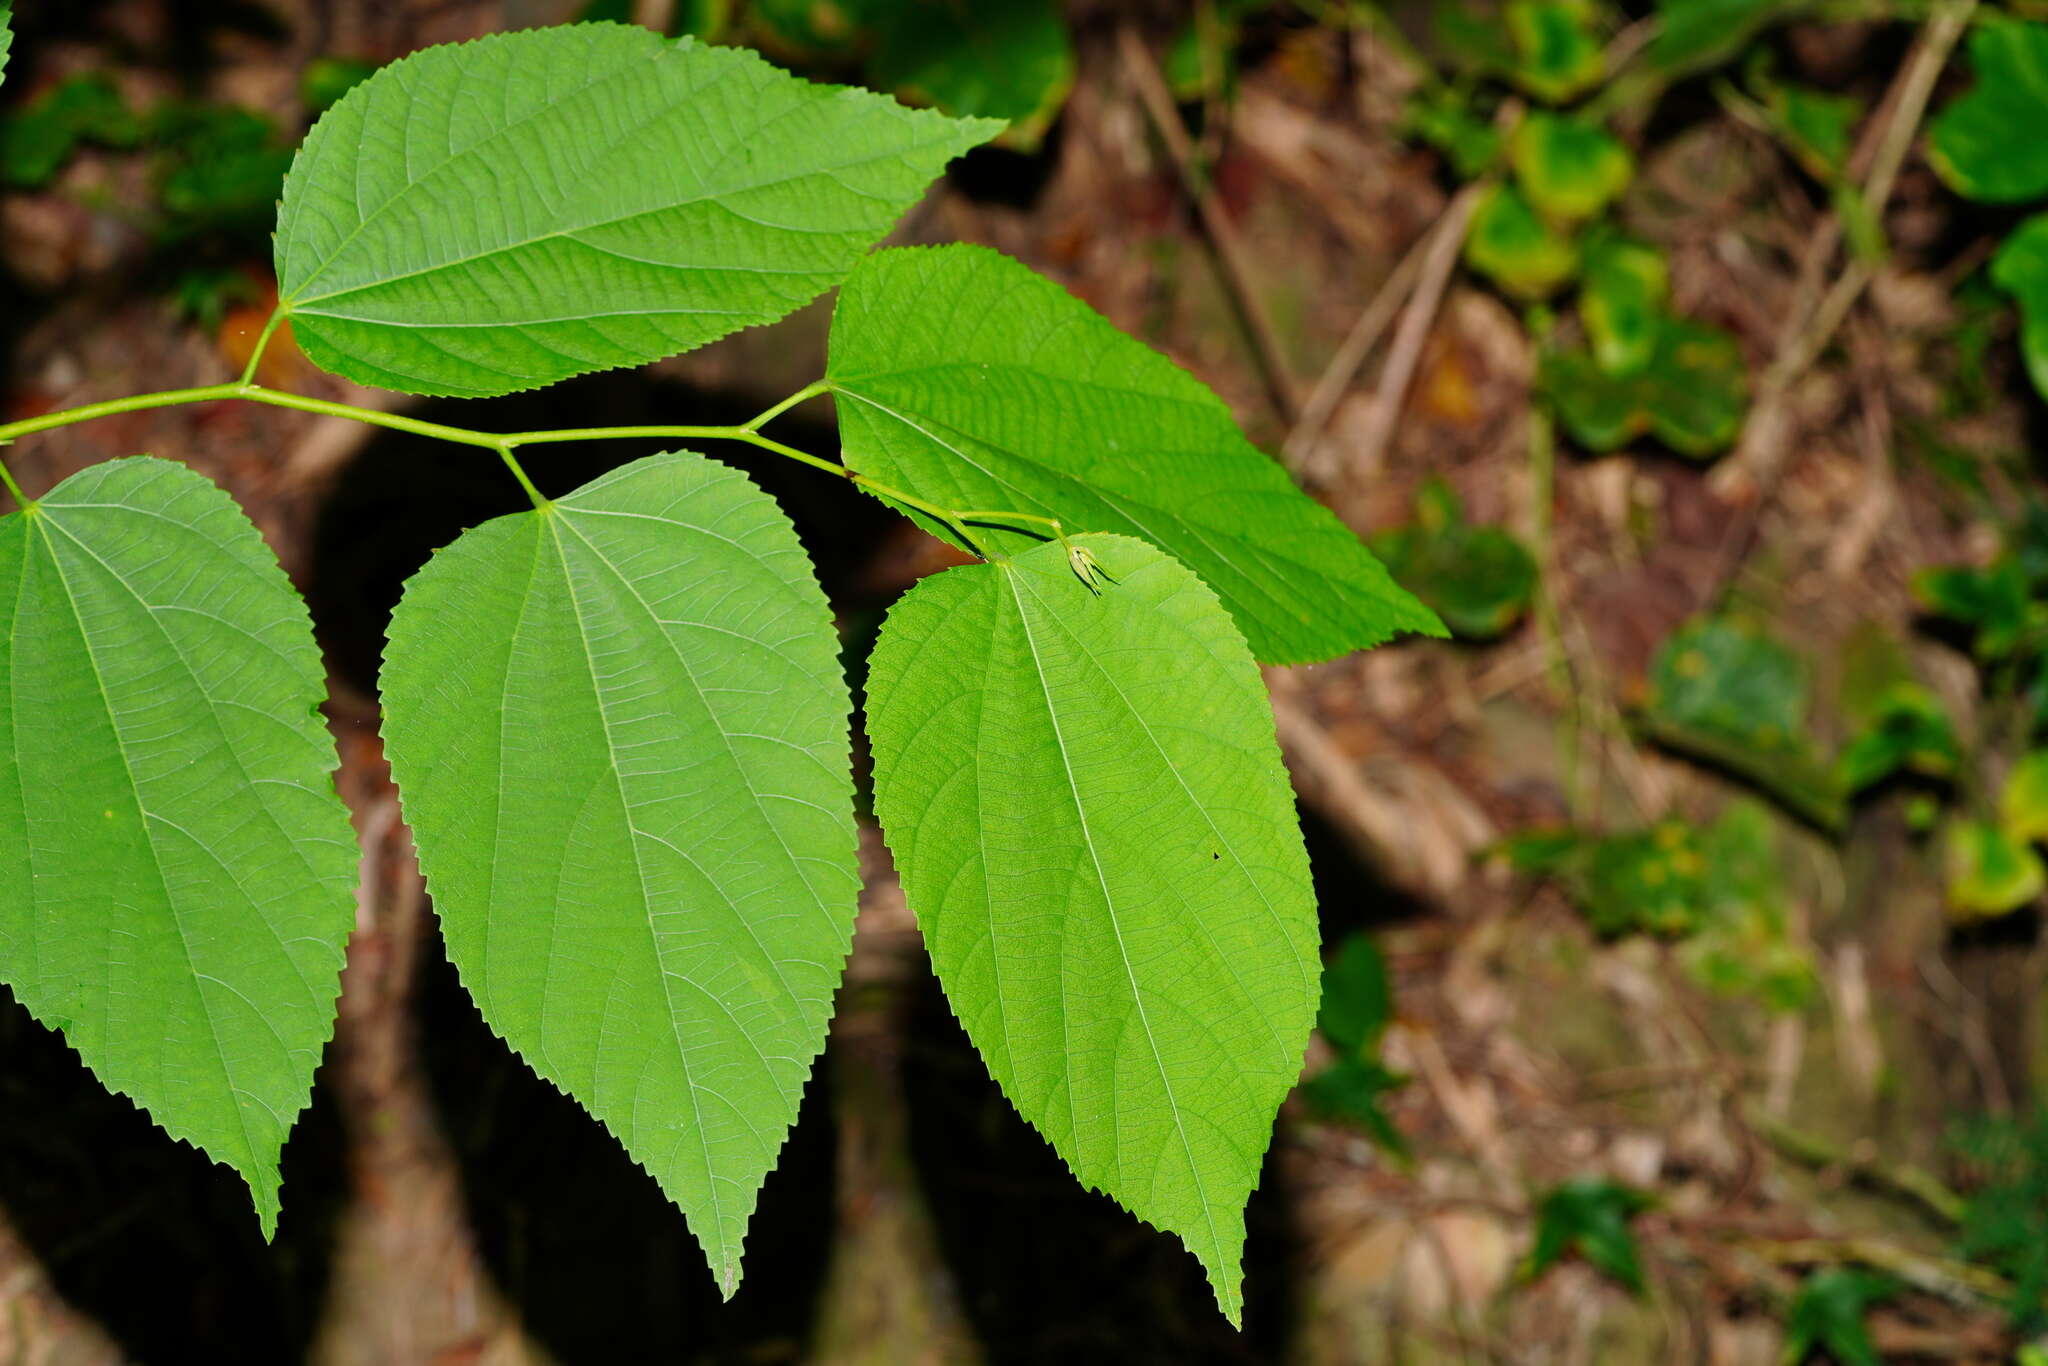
xmin=1119 ymin=24 xmax=1302 ymax=424
xmin=1706 ymin=0 xmax=1976 ymax=506
xmin=1282 ymin=227 xmax=1431 ymax=475
xmin=1344 ymin=183 xmax=1486 ymax=487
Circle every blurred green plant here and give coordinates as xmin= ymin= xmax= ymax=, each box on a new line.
xmin=1951 ymin=1109 xmax=2048 ymax=1332
xmin=1369 ymin=478 xmax=1537 ymax=639
xmin=1782 ymin=1267 xmax=1898 ymax=1366
xmin=1302 ymin=934 xmax=1408 ymax=1157
xmin=1523 ymin=1177 xmax=1653 ymax=1293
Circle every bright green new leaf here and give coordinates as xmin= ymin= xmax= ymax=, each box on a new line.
xmin=1465 ymin=184 xmax=1579 ymax=301
xmin=1543 ymin=316 xmax=1749 ymax=457
xmin=1511 ymin=112 xmax=1632 ymax=224
xmin=1641 ymin=616 xmax=1844 ymax=830
xmin=827 ymin=245 xmax=1443 ymax=664
xmin=0 ymin=457 xmax=356 ymax=1236
xmin=2002 ymin=751 xmax=2048 ymax=845
xmin=1944 ymin=818 xmax=2046 ymax=922
xmin=1580 ymin=234 xmax=1668 ymax=376
xmin=1368 ymin=478 xmax=1536 ymax=640
xmin=381 ymin=452 xmax=861 ymax=1295
xmin=1524 ymin=1177 xmax=1652 ymax=1293
xmin=865 ymin=534 xmax=1320 ymax=1323
xmin=275 ymin=24 xmax=999 ymax=398
xmin=1990 ymin=213 xmax=2048 ymax=403
xmin=1505 ymin=0 xmax=1603 ymax=104
xmin=0 ymin=2 xmax=12 ymax=89
xmin=1930 ymin=19 xmax=2048 ymax=204
xmin=867 ymin=0 xmax=1074 ymax=150
xmin=1767 ymin=81 xmax=1862 ymax=181
xmin=1783 ymin=1268 xmax=1897 ymax=1366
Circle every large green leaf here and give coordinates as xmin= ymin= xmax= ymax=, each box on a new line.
xmin=827 ymin=245 xmax=1442 ymax=664
xmin=1930 ymin=19 xmax=2048 ymax=205
xmin=381 ymin=452 xmax=860 ymax=1294
xmin=865 ymin=534 xmax=1320 ymax=1322
xmin=0 ymin=457 xmax=355 ymax=1235
xmin=275 ymin=24 xmax=998 ymax=398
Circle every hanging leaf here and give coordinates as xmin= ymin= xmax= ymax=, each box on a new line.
xmin=0 ymin=457 xmax=356 ymax=1236
xmin=1543 ymin=316 xmax=1749 ymax=457
xmin=1930 ymin=19 xmax=2048 ymax=205
xmin=1641 ymin=616 xmax=1844 ymax=829
xmin=1511 ymin=112 xmax=1632 ymax=223
xmin=1783 ymin=1268 xmax=1897 ymax=1366
xmin=1944 ymin=818 xmax=2046 ymax=922
xmin=1504 ymin=0 xmax=1603 ymax=104
xmin=2002 ymin=751 xmax=2048 ymax=845
xmin=1465 ymin=184 xmax=1580 ymax=300
xmin=1369 ymin=479 xmax=1537 ymax=640
xmin=866 ymin=0 xmax=1074 ymax=150
xmin=274 ymin=24 xmax=999 ymax=398
xmin=865 ymin=534 xmax=1321 ymax=1323
xmin=826 ymin=244 xmax=1443 ymax=664
xmin=1524 ymin=1177 xmax=1653 ymax=1293
xmin=381 ymin=452 xmax=861 ymax=1296
xmin=1990 ymin=213 xmax=2048 ymax=402
xmin=1580 ymin=234 xmax=1669 ymax=376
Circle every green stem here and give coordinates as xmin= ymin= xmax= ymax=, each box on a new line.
xmin=0 ymin=380 xmax=1039 ymax=564
xmin=238 ymin=308 xmax=289 ymax=386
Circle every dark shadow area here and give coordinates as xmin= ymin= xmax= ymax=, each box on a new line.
xmin=0 ymin=986 xmax=345 ymax=1364
xmin=897 ymin=966 xmax=1297 ymax=1365
xmin=411 ymin=932 xmax=839 ymax=1364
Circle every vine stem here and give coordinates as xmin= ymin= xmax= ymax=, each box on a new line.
xmin=0 ymin=379 xmax=1044 ymax=559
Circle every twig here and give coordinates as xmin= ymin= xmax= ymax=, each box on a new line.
xmin=1119 ymin=24 xmax=1302 ymax=424
xmin=1743 ymin=1237 xmax=2009 ymax=1308
xmin=1283 ymin=226 xmax=1430 ymax=475
xmin=1708 ymin=0 xmax=1977 ymax=506
xmin=1343 ymin=182 xmax=1486 ymax=487
xmin=1751 ymin=1112 xmax=1967 ymax=1226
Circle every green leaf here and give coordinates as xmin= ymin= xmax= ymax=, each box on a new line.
xmin=1465 ymin=184 xmax=1580 ymax=301
xmin=1302 ymin=1058 xmax=1408 ymax=1157
xmin=1641 ymin=616 xmax=1844 ymax=829
xmin=1318 ymin=933 xmax=1392 ymax=1056
xmin=1783 ymin=1268 xmax=1897 ymax=1366
xmin=1579 ymin=234 xmax=1669 ymax=376
xmin=1543 ymin=315 xmax=1749 ymax=457
xmin=1930 ymin=19 xmax=2048 ymax=204
xmin=298 ymin=56 xmax=377 ymax=117
xmin=1912 ymin=556 xmax=2033 ymax=659
xmin=0 ymin=2 xmax=12 ymax=91
xmin=0 ymin=457 xmax=356 ymax=1235
xmin=1 ymin=74 xmax=142 ymax=189
xmin=1681 ymin=800 xmax=1813 ymax=1011
xmin=1369 ymin=478 xmax=1536 ymax=639
xmin=866 ymin=0 xmax=1074 ymax=150
xmin=1990 ymin=213 xmax=2048 ymax=403
xmin=1524 ymin=1177 xmax=1652 ymax=1293
xmin=1511 ymin=112 xmax=1632 ymax=224
xmin=826 ymin=244 xmax=1443 ymax=664
xmin=1767 ymin=81 xmax=1862 ymax=181
xmin=2002 ymin=751 xmax=2048 ymax=845
xmin=1944 ymin=817 xmax=2046 ymax=922
xmin=1505 ymin=0 xmax=1603 ymax=104
xmin=1836 ymin=682 xmax=1960 ymax=793
xmin=1650 ymin=0 xmax=1798 ymax=74
xmin=380 ymin=452 xmax=861 ymax=1295
xmin=748 ymin=0 xmax=870 ymax=60
xmin=1407 ymin=89 xmax=1504 ymax=178
xmin=274 ymin=24 xmax=999 ymax=398
xmin=865 ymin=534 xmax=1320 ymax=1323
xmin=1579 ymin=820 xmax=1711 ymax=937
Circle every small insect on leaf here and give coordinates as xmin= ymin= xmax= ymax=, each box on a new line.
xmin=1067 ymin=539 xmax=1114 ymax=593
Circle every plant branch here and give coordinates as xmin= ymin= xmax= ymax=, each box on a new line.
xmin=1119 ymin=22 xmax=1302 ymax=425
xmin=0 ymin=380 xmax=1036 ymax=563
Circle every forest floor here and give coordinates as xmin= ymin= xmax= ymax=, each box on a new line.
xmin=0 ymin=2 xmax=2041 ymax=1363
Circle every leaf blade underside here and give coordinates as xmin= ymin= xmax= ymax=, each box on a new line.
xmin=380 ymin=452 xmax=860 ymax=1295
